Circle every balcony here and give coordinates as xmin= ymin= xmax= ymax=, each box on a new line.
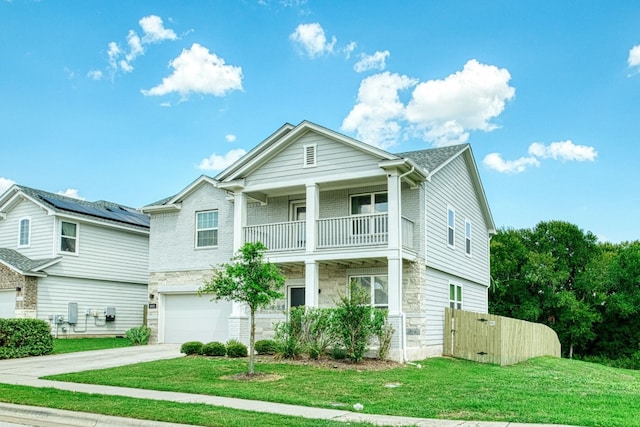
xmin=243 ymin=214 xmax=415 ymax=252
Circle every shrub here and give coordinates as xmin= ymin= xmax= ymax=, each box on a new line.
xmin=0 ymin=318 xmax=53 ymax=359
xmin=371 ymin=309 xmax=394 ymax=360
xmin=300 ymin=307 xmax=335 ymax=360
xmin=125 ymin=325 xmax=151 ymax=346
xmin=254 ymin=339 xmax=276 ymax=355
xmin=180 ymin=341 xmax=204 ymax=355
xmin=331 ymin=281 xmax=376 ymax=363
xmin=226 ymin=339 xmax=248 ymax=358
xmin=331 ymin=347 xmax=347 ymax=360
xmin=201 ymin=341 xmax=226 ymax=357
xmin=273 ymin=307 xmax=305 ymax=359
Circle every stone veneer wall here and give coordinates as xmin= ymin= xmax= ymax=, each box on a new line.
xmin=0 ymin=263 xmax=37 ymax=318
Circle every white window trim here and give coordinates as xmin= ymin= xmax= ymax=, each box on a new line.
xmin=449 ymin=282 xmax=463 ymax=310
xmin=465 ymin=218 xmax=472 ymax=257
xmin=195 ymin=210 xmax=219 ymax=249
xmin=289 ymin=200 xmax=306 ymax=222
xmin=59 ymin=220 xmax=79 ymax=255
xmin=447 ymin=206 xmax=455 ymax=249
xmin=350 ymin=192 xmax=388 ymax=216
xmin=303 ymin=143 xmax=317 ymax=168
xmin=348 ymin=274 xmax=388 ymax=309
xmin=17 ymin=216 xmax=31 ymax=248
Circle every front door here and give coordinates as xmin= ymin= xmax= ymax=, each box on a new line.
xmin=289 ymin=286 xmax=306 ymax=309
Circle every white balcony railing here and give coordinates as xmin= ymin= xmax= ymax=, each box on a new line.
xmin=243 ymin=220 xmax=305 ymax=252
xmin=243 ymin=214 xmax=415 ymax=252
xmin=317 ymin=213 xmax=388 ymax=248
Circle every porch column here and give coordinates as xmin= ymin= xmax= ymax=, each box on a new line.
xmin=387 ymin=170 xmax=401 ymax=250
xmin=233 ymin=191 xmax=247 ymax=252
xmin=304 ymin=260 xmax=319 ymax=308
xmin=305 ymin=183 xmax=319 ymax=253
xmin=387 ymin=171 xmax=405 ymax=357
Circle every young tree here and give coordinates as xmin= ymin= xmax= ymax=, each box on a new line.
xmin=199 ymin=242 xmax=285 ymax=375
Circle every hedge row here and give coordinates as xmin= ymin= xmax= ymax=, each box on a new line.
xmin=0 ymin=318 xmax=53 ymax=359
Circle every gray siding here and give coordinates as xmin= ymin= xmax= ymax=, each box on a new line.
xmin=246 ymin=131 xmax=383 ymax=187
xmin=37 ymin=275 xmax=147 ymax=336
xmin=425 ymin=154 xmax=491 ymax=286
xmin=424 ymin=267 xmax=488 ymax=347
xmin=0 ymin=199 xmax=55 ymax=259
xmin=46 ymin=220 xmax=149 ymax=283
xmin=148 ymin=183 xmax=234 ymax=272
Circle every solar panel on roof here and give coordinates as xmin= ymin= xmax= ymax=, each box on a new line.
xmin=38 ymin=195 xmax=149 ymax=228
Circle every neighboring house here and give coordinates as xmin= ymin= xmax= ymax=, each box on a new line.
xmin=0 ymin=185 xmax=150 ymax=337
xmin=143 ymin=121 xmax=495 ymax=361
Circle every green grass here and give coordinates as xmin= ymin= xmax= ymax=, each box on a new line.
xmin=46 ymin=356 xmax=640 ymax=427
xmin=0 ymin=383 xmax=377 ymax=427
xmin=52 ymin=337 xmax=131 ymax=354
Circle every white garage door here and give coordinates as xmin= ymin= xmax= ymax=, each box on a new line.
xmin=0 ymin=290 xmax=15 ymax=318
xmin=163 ymin=293 xmax=232 ymax=344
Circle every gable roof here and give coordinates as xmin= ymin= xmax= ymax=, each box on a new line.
xmin=0 ymin=185 xmax=150 ymax=231
xmin=0 ymin=248 xmax=61 ymax=277
xmin=395 ymin=144 xmax=469 ymax=174
xmin=142 ymin=175 xmax=218 ymax=213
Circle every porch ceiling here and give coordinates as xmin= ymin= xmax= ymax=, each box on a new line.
xmin=276 ymin=257 xmax=388 ymax=270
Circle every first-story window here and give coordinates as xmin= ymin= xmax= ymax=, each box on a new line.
xmin=350 ymin=275 xmax=388 ymax=309
xmin=449 ymin=283 xmax=462 ymax=309
xmin=60 ymin=221 xmax=78 ymax=253
xmin=196 ymin=210 xmax=218 ymax=247
xmin=18 ymin=217 xmax=30 ymax=247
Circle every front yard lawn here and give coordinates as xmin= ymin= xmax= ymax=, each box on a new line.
xmin=52 ymin=337 xmax=131 ymax=354
xmin=46 ymin=355 xmax=640 ymax=427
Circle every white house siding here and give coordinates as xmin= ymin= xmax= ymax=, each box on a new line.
xmin=0 ymin=199 xmax=55 ymax=259
xmin=425 ymin=154 xmax=491 ymax=286
xmin=246 ymin=132 xmax=384 ymax=188
xmin=45 ymin=220 xmax=149 ymax=284
xmin=36 ymin=275 xmax=147 ymax=337
xmin=148 ymin=183 xmax=234 ymax=273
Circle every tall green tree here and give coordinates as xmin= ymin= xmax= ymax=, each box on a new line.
xmin=199 ymin=242 xmax=285 ymax=374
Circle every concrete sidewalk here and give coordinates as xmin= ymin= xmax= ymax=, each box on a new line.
xmin=0 ymin=346 xmax=582 ymax=427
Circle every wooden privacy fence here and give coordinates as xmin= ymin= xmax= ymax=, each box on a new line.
xmin=443 ymin=308 xmax=561 ymax=365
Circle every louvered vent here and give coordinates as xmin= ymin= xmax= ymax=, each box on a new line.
xmin=304 ymin=144 xmax=317 ymax=167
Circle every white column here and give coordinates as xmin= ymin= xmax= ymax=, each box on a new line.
xmin=387 ymin=170 xmax=404 ymax=356
xmin=304 ymin=260 xmax=319 ymax=308
xmin=387 ymin=171 xmax=401 ymax=250
xmin=305 ymin=183 xmax=319 ymax=253
xmin=233 ymin=191 xmax=247 ymax=252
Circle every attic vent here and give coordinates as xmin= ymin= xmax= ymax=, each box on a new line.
xmin=303 ymin=144 xmax=317 ymax=168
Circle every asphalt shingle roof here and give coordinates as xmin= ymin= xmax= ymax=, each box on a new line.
xmin=0 ymin=248 xmax=59 ymax=275
xmin=394 ymin=143 xmax=468 ymax=173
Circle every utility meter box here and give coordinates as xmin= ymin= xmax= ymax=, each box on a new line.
xmin=55 ymin=315 xmax=64 ymax=324
xmin=105 ymin=306 xmax=116 ymax=322
xmin=68 ymin=302 xmax=78 ymax=324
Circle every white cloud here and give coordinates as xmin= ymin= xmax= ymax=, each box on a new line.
xmin=141 ymin=43 xmax=243 ymax=98
xmin=0 ymin=177 xmax=16 ymax=194
xmin=225 ymin=134 xmax=237 ymax=142
xmin=628 ymin=44 xmax=640 ymax=68
xmin=483 ymin=153 xmax=540 ymax=174
xmin=57 ymin=188 xmax=85 ymax=200
xmin=405 ymin=59 xmax=515 ymax=146
xmin=354 ymin=50 xmax=390 ymax=73
xmin=87 ymin=69 xmax=103 ymax=80
xmin=528 ymin=140 xmax=597 ymax=162
xmin=344 ymin=41 xmax=357 ymax=59
xmin=139 ymin=15 xmax=177 ymax=44
xmin=290 ymin=23 xmax=336 ymax=58
xmin=199 ymin=148 xmax=247 ymax=171
xmin=98 ymin=15 xmax=176 ymax=78
xmin=342 ymin=71 xmax=418 ymax=149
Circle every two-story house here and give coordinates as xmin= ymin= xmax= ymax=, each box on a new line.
xmin=143 ymin=121 xmax=495 ymax=361
xmin=0 ymin=185 xmax=150 ymax=336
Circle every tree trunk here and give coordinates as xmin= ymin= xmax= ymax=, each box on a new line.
xmin=249 ymin=307 xmax=255 ymax=375
xmin=569 ymin=342 xmax=574 ymax=359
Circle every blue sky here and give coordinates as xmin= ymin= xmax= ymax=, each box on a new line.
xmin=1 ymin=1 xmax=639 ymax=243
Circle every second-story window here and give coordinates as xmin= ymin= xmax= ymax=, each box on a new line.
xmin=351 ymin=192 xmax=388 ymax=235
xmin=60 ymin=221 xmax=78 ymax=253
xmin=196 ymin=210 xmax=218 ymax=248
xmin=465 ymin=220 xmax=472 ymax=256
xmin=447 ymin=207 xmax=455 ymax=247
xmin=18 ymin=217 xmax=30 ymax=247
